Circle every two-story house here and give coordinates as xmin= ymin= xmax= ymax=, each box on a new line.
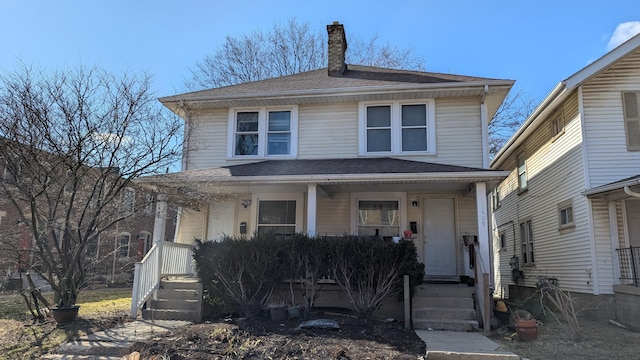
xmin=133 ymin=22 xmax=513 ymax=326
xmin=491 ymin=33 xmax=640 ymax=327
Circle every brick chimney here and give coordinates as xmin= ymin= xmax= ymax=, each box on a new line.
xmin=327 ymin=21 xmax=347 ymax=76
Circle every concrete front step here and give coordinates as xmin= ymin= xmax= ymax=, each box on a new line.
xmin=415 ymin=284 xmax=475 ymax=298
xmin=413 ymin=307 xmax=477 ymax=321
xmin=150 ymin=298 xmax=200 ymax=310
xmin=425 ymin=351 xmax=520 ymax=360
xmin=53 ymin=340 xmax=134 ymax=357
xmin=414 ymin=319 xmax=480 ymax=332
xmin=156 ymin=288 xmax=200 ymax=300
xmin=142 ymin=308 xmax=200 ymax=322
xmin=160 ymin=278 xmax=200 ymax=290
xmin=413 ymin=296 xmax=474 ymax=309
xmin=41 ymin=355 xmax=125 ymax=360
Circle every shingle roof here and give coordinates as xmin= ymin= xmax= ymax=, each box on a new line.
xmin=222 ymin=158 xmax=489 ymax=176
xmin=160 ymin=65 xmax=511 ymax=102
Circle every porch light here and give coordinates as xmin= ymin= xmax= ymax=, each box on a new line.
xmin=242 ymin=199 xmax=252 ymax=208
xmin=411 ymin=200 xmax=419 ymax=207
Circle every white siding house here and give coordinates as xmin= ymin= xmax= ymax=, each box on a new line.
xmin=132 ymin=22 xmax=514 ymax=324
xmin=491 ymin=33 xmax=640 ymax=325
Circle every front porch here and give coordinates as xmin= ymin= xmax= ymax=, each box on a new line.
xmin=130 ymin=158 xmax=507 ymax=330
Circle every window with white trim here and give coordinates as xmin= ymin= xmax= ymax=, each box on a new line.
xmin=357 ymin=200 xmax=399 ymax=237
xmin=520 ymin=219 xmax=534 ymax=264
xmin=623 ymin=91 xmax=640 ymax=150
xmin=551 ymin=109 xmax=565 ymax=139
xmin=119 ymin=233 xmax=131 ymax=258
xmin=123 ymin=187 xmax=135 ymax=213
xmin=517 ymin=153 xmax=527 ymax=192
xmin=144 ymin=194 xmax=154 ymax=215
xmin=350 ymin=192 xmax=406 ymax=238
xmin=228 ymin=106 xmax=298 ymax=158
xmin=557 ymin=200 xmax=574 ymax=229
xmin=498 ymin=232 xmax=506 ymax=250
xmin=257 ymin=200 xmax=297 ymax=240
xmin=359 ymin=100 xmax=435 ymax=155
xmin=492 ymin=186 xmax=501 ymax=210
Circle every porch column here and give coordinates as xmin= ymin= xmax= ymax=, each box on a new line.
xmin=154 ymin=194 xmax=168 ymax=276
xmin=306 ymin=183 xmax=317 ymax=236
xmin=608 ymin=200 xmax=621 ymax=284
xmin=475 ymin=182 xmax=490 ymax=273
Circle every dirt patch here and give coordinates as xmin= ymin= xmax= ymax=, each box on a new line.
xmin=489 ymin=317 xmax=640 ymax=360
xmin=135 ymin=310 xmax=426 ymax=359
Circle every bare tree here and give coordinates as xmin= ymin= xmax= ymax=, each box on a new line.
xmin=0 ymin=64 xmax=183 ymax=311
xmin=185 ymin=18 xmax=425 ymax=90
xmin=489 ymin=90 xmax=538 ymax=159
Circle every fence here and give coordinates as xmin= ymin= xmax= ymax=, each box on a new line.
xmin=617 ymin=246 xmax=640 ymax=286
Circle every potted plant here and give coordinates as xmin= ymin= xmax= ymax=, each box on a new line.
xmin=512 ymin=309 xmax=538 ymax=341
xmin=268 ymin=298 xmax=287 ymax=322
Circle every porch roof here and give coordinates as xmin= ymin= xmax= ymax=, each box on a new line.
xmin=582 ymin=175 xmax=640 ymax=198
xmin=140 ymin=158 xmax=509 ymax=189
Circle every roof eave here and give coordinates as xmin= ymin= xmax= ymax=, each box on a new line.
xmin=160 ymin=80 xmax=514 ymax=110
xmin=139 ymin=170 xmax=511 ymax=186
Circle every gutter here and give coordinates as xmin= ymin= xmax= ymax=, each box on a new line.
xmin=491 ymin=82 xmax=568 ymax=168
xmin=138 ymin=170 xmax=511 ymax=186
xmin=581 ymin=177 xmax=640 ymax=197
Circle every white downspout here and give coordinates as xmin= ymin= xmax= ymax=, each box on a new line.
xmin=480 ymin=85 xmax=490 ymax=168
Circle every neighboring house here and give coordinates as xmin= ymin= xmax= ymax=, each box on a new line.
xmin=134 ymin=22 xmax=513 ymax=323
xmin=0 ymin=157 xmax=176 ymax=289
xmin=491 ymin=33 xmax=640 ymax=325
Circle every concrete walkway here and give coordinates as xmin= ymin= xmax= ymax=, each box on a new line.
xmin=41 ymin=319 xmax=190 ymax=360
xmin=415 ymin=330 xmax=520 ymax=359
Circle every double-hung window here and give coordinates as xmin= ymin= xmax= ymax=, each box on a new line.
xmin=622 ymin=91 xmax=640 ymax=150
xmin=517 ymin=153 xmax=527 ymax=192
xmin=520 ymin=220 xmax=534 ymax=264
xmin=229 ymin=106 xmax=298 ymax=158
xmin=359 ymin=100 xmax=435 ymax=155
xmin=557 ymin=199 xmax=574 ymax=230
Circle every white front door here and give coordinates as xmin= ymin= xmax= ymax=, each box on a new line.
xmin=423 ymin=198 xmax=457 ymax=275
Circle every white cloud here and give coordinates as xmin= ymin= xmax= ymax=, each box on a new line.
xmin=607 ymin=21 xmax=640 ymax=51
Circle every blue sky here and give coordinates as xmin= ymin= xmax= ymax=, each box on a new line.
xmin=2 ymin=1 xmax=639 ymax=103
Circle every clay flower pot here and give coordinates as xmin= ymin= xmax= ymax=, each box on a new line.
xmin=515 ymin=318 xmax=538 ymax=341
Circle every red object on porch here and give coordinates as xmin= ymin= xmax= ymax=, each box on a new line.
xmin=403 ymin=230 xmax=413 ymax=239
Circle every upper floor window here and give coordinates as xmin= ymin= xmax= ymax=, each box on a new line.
xmin=123 ymin=187 xmax=135 ymax=213
xmin=551 ymin=109 xmax=565 ymax=139
xmin=517 ymin=153 xmax=527 ymax=192
xmin=228 ymin=106 xmax=298 ymax=158
xmin=359 ymin=100 xmax=436 ymax=155
xmin=492 ymin=186 xmax=501 ymax=210
xmin=623 ymin=91 xmax=640 ymax=150
xmin=144 ymin=194 xmax=154 ymax=215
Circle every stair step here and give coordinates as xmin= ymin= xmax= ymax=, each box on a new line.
xmin=415 ymin=284 xmax=475 ymax=297
xmin=54 ymin=340 xmax=134 ymax=357
xmin=413 ymin=307 xmax=477 ymax=320
xmin=142 ymin=308 xmax=200 ymax=322
xmin=160 ymin=278 xmax=201 ymax=290
xmin=413 ymin=319 xmax=480 ymax=332
xmin=413 ymin=296 xmax=474 ymax=309
xmin=425 ymin=351 xmax=520 ymax=360
xmin=150 ymin=298 xmax=200 ymax=310
xmin=157 ymin=288 xmax=200 ymax=300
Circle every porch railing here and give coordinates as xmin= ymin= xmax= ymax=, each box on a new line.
xmin=130 ymin=242 xmax=196 ymax=319
xmin=472 ymin=243 xmax=491 ymax=334
xmin=616 ymin=246 xmax=640 ymax=286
